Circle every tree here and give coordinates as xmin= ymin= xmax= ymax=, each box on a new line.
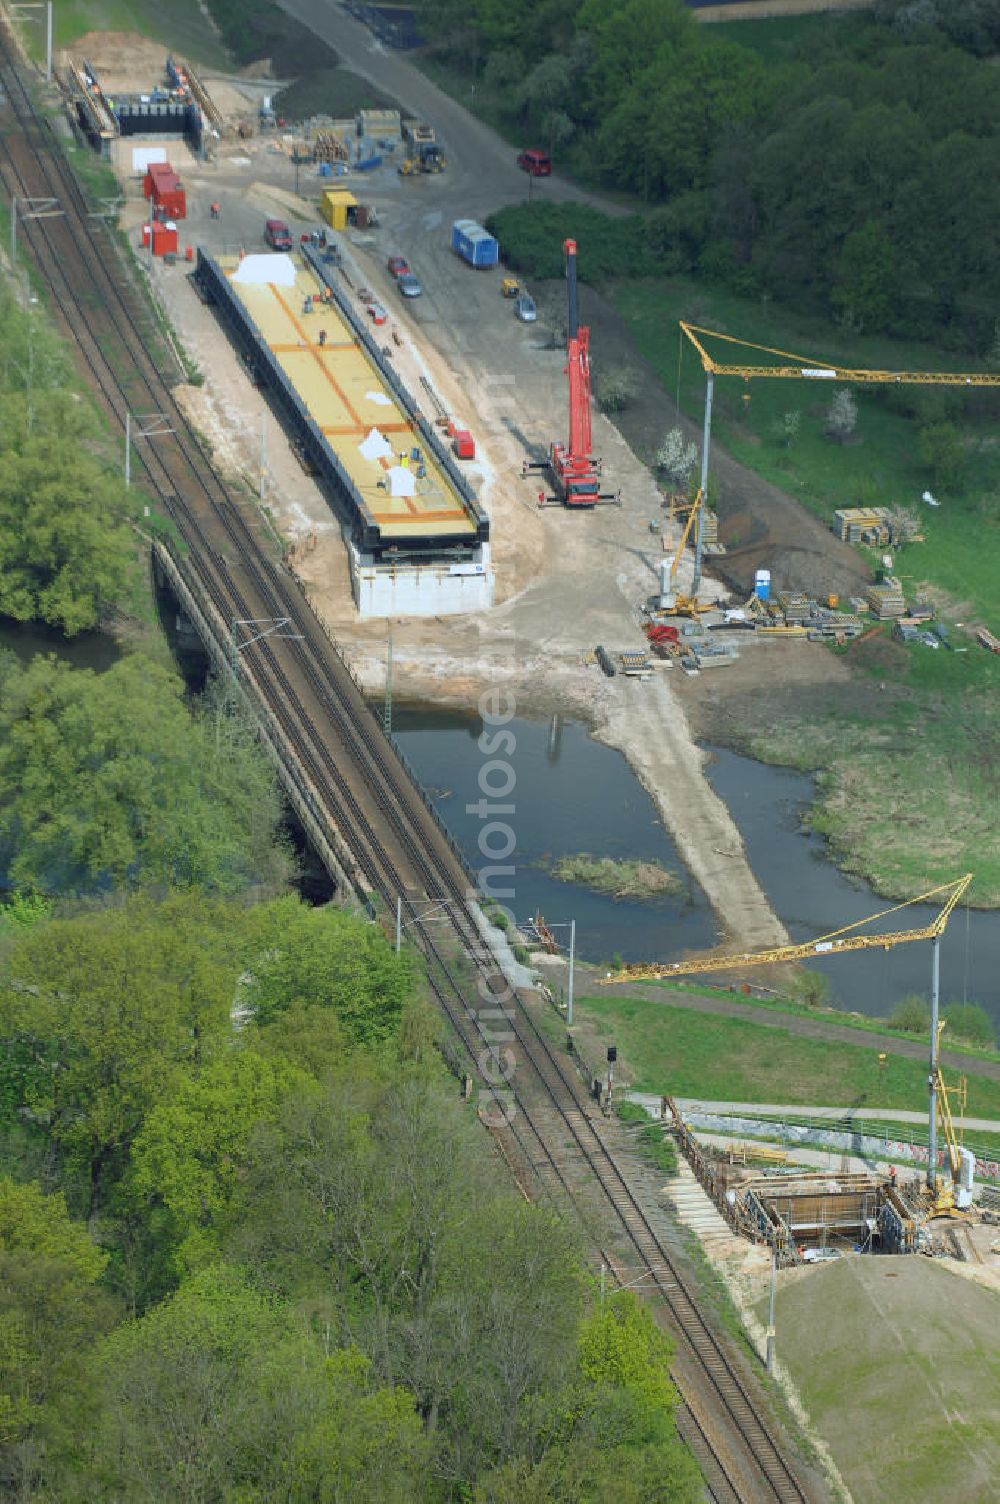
xmin=240 ymin=896 xmax=415 ymax=1047
xmin=542 ymin=108 xmax=575 ymax=165
xmin=68 ymin=1265 xmax=431 ymax=1502
xmin=0 ymin=389 xmax=136 ymax=635
xmin=824 ymin=388 xmax=859 ymax=441
xmin=655 ymin=427 xmax=698 ymax=482
xmin=597 ymin=365 xmax=638 ymax=413
xmin=0 ymin=1179 xmax=112 ymax=1487
xmin=941 ymin=1001 xmax=995 ymax=1048
xmin=770 ymin=410 xmax=801 ymax=449
xmin=918 ymin=421 xmax=964 ymax=486
xmin=885 ymin=506 xmax=921 ymax=548
xmin=0 ymin=654 xmax=292 ymax=896
xmin=0 ymin=896 xmax=245 ymax=1216
xmin=831 ymin=221 xmax=901 ymax=332
xmin=126 ymin=1051 xmax=311 ymax=1285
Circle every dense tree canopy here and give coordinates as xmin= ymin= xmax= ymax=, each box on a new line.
xmin=0 ymin=288 xmax=136 ymax=633
xmin=425 ymin=0 xmax=1000 ymax=347
xmin=0 ymin=654 xmax=292 ymax=896
xmin=0 ymin=892 xmax=702 ymax=1501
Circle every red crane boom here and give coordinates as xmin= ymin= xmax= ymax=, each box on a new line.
xmin=521 ymin=239 xmax=620 ymax=509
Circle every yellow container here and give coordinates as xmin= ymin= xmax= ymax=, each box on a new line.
xmin=321 ymin=188 xmax=357 ymax=230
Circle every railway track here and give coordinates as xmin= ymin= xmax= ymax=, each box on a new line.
xmin=0 ymin=25 xmax=818 ymax=1503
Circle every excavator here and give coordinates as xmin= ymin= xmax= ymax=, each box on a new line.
xmin=523 ymin=239 xmax=620 ymax=508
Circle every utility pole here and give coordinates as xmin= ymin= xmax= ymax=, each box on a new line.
xmin=766 ymin=1247 xmax=777 ymax=1376
xmin=566 ymin=917 xmax=576 ymax=1026
xmin=692 ymin=370 xmax=714 ymax=597
xmin=383 ymin=624 xmax=393 ymax=736
xmin=928 ymin=934 xmax=941 ymax=1192
xmin=258 ymin=412 xmax=266 ymax=500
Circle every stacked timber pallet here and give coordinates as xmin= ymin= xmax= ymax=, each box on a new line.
xmin=866 ymin=578 xmax=906 ymax=619
xmin=313 ymin=130 xmax=349 ymax=163
xmin=834 ymin=506 xmax=891 ymax=545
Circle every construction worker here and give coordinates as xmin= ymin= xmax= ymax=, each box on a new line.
xmin=889 ymin=1165 xmax=897 ymax=1189
xmin=318 ymin=329 xmax=327 ymax=348
xmin=209 ymin=201 xmax=221 ymax=220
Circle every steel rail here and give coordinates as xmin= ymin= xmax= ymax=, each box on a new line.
xmin=0 ymin=30 xmax=814 ymax=1502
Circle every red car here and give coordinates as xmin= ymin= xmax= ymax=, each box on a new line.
xmin=516 ymin=148 xmax=551 ymax=177
xmin=387 ymin=255 xmax=410 ymax=278
xmin=367 ymin=302 xmax=388 ymax=326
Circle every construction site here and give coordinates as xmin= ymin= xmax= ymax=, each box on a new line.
xmin=9 ymin=7 xmax=1000 ymax=1500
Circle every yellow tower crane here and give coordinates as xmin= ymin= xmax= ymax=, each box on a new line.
xmin=678 ymin=322 xmax=1000 ymax=599
xmin=600 ymin=873 xmax=975 ymax=1197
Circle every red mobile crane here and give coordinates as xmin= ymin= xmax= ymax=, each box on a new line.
xmin=523 ymin=239 xmax=620 ymax=508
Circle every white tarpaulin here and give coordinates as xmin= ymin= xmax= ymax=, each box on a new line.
xmin=232 ymin=252 xmax=296 ymax=287
xmin=388 ymin=465 xmax=416 ymax=498
xmin=365 ymin=391 xmax=392 ymax=406
xmin=359 ymin=427 xmax=393 ymax=462
xmin=132 ymin=145 xmax=167 ymax=176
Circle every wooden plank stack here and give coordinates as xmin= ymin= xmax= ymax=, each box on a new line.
xmin=866 ymin=577 xmax=906 ymax=618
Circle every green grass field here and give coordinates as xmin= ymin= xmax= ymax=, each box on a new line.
xmin=577 ymin=994 xmax=1000 ymax=1118
xmin=761 ymin=1257 xmax=1000 ymax=1504
xmin=34 ymin=0 xmax=229 ymax=69
xmin=613 ymin=278 xmax=1000 ymax=629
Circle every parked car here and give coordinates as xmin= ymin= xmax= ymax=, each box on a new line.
xmin=367 ymin=302 xmax=388 ymax=325
xmin=515 ymin=293 xmax=537 ymax=322
xmin=516 ymin=148 xmax=551 ymax=177
xmin=264 ymin=218 xmax=293 ymax=250
xmin=387 ymin=255 xmax=410 ymax=278
xmin=398 ymin=272 xmax=422 ymax=298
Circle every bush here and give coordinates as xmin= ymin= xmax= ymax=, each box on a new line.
xmin=888 ymin=994 xmax=931 ymax=1034
xmin=597 ymin=366 xmax=638 ymax=413
xmin=483 ymin=204 xmax=659 ymax=283
xmin=942 ymin=1002 xmax=996 ymax=1049
xmin=617 ymin=1101 xmax=652 ymax=1124
xmin=638 ymin=1124 xmax=678 ymax=1175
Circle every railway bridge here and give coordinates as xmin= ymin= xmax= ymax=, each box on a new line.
xmin=0 ymin=22 xmax=822 ymax=1502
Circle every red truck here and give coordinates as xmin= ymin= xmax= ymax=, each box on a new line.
xmin=264 ymin=218 xmax=293 ymax=250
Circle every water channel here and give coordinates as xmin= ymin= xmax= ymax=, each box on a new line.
xmin=5 ymin=609 xmax=996 ymax=1033
xmin=392 ymin=707 xmax=1000 ymax=1031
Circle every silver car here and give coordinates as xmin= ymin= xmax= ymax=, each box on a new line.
xmin=398 ymin=272 xmax=422 ymax=298
xmin=515 ymin=293 xmax=537 ymax=322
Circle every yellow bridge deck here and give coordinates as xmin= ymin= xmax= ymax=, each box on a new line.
xmin=222 ymin=256 xmax=474 ymax=541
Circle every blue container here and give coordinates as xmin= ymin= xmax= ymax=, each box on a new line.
xmin=356 ymin=153 xmax=382 ymax=172
xmin=754 ymin=568 xmax=771 ymax=603
xmin=451 ymin=218 xmax=499 ymax=268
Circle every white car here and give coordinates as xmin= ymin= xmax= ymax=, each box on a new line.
xmin=515 ymin=293 xmax=537 ymax=322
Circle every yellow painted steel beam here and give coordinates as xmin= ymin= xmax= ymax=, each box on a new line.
xmin=678 ymin=322 xmax=1000 ymax=387
xmin=599 ymin=874 xmax=973 ymax=983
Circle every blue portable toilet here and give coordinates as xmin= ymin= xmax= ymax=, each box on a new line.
xmin=754 ymin=568 xmax=771 ymax=603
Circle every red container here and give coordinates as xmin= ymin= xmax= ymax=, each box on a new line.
xmin=140 ymin=221 xmax=179 ymax=257
xmin=143 ymin=161 xmax=186 ymax=220
xmin=452 ymin=428 xmax=475 ymax=460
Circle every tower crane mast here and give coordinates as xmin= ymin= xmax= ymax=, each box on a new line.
xmin=600 ymin=874 xmax=975 ymax=1199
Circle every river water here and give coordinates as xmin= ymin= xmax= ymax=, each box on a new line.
xmin=391 ymin=705 xmax=718 ymax=967
xmin=392 ymin=707 xmax=1000 ymax=1030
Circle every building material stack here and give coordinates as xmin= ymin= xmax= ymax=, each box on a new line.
xmin=313 ymin=130 xmax=349 ymax=164
xmin=834 ymin=506 xmax=891 ymax=545
xmin=866 ymin=577 xmax=906 ymax=619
